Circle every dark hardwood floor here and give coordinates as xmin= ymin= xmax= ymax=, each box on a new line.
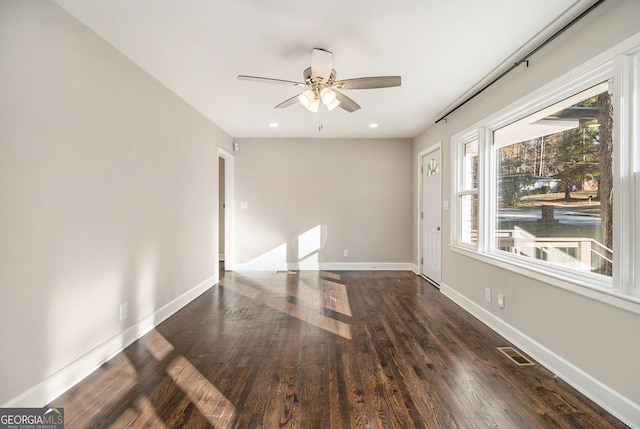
xmin=50 ymin=270 xmax=627 ymax=428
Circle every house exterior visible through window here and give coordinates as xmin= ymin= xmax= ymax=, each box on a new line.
xmin=493 ymin=82 xmax=613 ymax=277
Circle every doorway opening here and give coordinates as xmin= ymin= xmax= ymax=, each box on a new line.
xmin=218 ymin=148 xmax=234 ymax=278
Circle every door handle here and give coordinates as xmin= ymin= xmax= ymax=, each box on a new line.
xmin=436 ymin=227 xmax=441 ymax=231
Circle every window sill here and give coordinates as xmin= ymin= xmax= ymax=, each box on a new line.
xmin=449 ymin=244 xmax=640 ymax=315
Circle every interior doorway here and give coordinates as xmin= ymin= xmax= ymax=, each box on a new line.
xmin=218 ymin=148 xmax=234 ymax=277
xmin=218 ymin=156 xmax=226 ymax=270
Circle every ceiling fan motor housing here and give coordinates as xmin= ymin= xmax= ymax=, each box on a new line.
xmin=303 ymin=67 xmax=337 ymax=87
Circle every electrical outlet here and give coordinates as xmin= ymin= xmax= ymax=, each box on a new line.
xmin=485 ymin=288 xmax=492 ymax=303
xmin=343 ymin=249 xmax=348 ymax=257
xmin=120 ymin=302 xmax=128 ymax=321
xmin=497 ymin=293 xmax=505 ymax=309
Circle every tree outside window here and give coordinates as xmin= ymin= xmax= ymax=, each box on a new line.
xmin=494 ymin=85 xmax=613 ymax=276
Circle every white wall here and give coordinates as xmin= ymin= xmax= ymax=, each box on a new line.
xmin=413 ymin=0 xmax=640 ymax=424
xmin=234 ymin=138 xmax=413 ymax=270
xmin=0 ymin=1 xmax=233 ymax=405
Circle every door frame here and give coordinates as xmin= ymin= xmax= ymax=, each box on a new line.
xmin=218 ymin=147 xmax=235 ymax=276
xmin=418 ymin=142 xmax=442 ymax=285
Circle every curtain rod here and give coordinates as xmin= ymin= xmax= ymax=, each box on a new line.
xmin=435 ymin=0 xmax=607 ymax=124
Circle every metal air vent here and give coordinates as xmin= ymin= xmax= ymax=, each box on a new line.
xmin=497 ymin=347 xmax=535 ymax=366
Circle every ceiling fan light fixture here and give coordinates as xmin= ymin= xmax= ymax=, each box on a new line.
xmin=326 ymin=98 xmax=340 ymax=111
xmin=306 ymin=97 xmax=320 ymax=112
xmin=320 ymin=87 xmax=337 ymax=105
xmin=298 ymin=89 xmax=315 ymax=107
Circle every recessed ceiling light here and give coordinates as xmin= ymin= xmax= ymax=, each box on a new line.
xmin=269 ymin=122 xmax=279 ymax=128
xmin=369 ymin=123 xmax=379 ymax=128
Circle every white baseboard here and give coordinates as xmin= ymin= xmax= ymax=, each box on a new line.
xmin=231 ymin=261 xmax=415 ymax=271
xmin=440 ymin=282 xmax=640 ymax=429
xmin=3 ymin=276 xmax=216 ymax=408
xmin=317 ymin=262 xmax=415 ymax=271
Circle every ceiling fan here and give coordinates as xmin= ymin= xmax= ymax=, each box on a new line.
xmin=237 ymin=48 xmax=401 ymax=113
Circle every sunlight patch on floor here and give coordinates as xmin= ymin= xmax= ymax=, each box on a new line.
xmin=322 ymin=280 xmax=352 ymax=317
xmin=264 ymin=297 xmax=352 ymax=339
xmin=139 ymin=330 xmax=236 ymax=427
xmin=166 ymin=355 xmax=236 ymax=427
xmin=111 ymin=394 xmax=166 ymax=428
xmin=140 ymin=330 xmax=175 ymax=362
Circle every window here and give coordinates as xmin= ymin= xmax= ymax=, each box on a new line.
xmin=452 ymin=37 xmax=640 ymax=304
xmin=456 ymin=136 xmax=479 ymax=246
xmin=493 ymin=83 xmax=613 ymax=278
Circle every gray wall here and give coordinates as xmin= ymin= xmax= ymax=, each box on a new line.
xmin=413 ymin=0 xmax=640 ymax=416
xmin=234 ymin=138 xmax=413 ymax=270
xmin=0 ymin=1 xmax=232 ymax=404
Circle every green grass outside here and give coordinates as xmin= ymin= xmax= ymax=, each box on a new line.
xmin=497 ymin=219 xmax=604 ymax=243
xmin=499 ymin=189 xmax=604 ymax=242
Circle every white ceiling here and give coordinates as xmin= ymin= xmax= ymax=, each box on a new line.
xmin=54 ymin=0 xmax=595 ymax=139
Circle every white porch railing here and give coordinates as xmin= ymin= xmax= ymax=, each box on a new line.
xmin=495 ymin=226 xmax=613 ymax=275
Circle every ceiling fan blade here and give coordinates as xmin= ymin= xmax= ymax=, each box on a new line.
xmin=335 ymin=91 xmax=360 ymax=112
xmin=311 ymin=48 xmax=333 ymax=83
xmin=275 ymin=94 xmax=300 ymax=109
xmin=333 ymin=76 xmax=401 ymax=90
xmin=237 ymin=75 xmax=306 ymax=87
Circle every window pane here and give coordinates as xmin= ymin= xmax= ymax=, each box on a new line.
xmin=463 ymin=140 xmax=479 ymax=190
xmin=494 ymin=85 xmax=613 ymax=277
xmin=460 ymin=194 xmax=478 ymax=244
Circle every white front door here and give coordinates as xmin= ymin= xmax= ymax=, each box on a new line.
xmin=421 ymin=148 xmax=442 ymax=284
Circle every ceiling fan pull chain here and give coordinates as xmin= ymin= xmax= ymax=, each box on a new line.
xmin=317 ymin=101 xmax=326 ymax=132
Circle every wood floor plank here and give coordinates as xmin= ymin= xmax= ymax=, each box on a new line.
xmin=50 ymin=270 xmax=629 ymax=428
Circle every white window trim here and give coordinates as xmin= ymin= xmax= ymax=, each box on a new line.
xmin=622 ymin=47 xmax=640 ymax=297
xmin=450 ymin=32 xmax=640 ymax=315
xmin=489 ymin=74 xmax=613 ymax=290
xmin=452 ymin=132 xmax=480 ymax=249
